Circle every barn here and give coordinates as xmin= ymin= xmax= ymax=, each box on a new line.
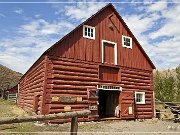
xmin=18 ymin=3 xmax=156 ymax=122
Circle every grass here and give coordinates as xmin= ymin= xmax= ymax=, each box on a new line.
xmin=0 ymin=99 xmax=39 ymax=133
xmin=0 ymin=99 xmax=70 ymax=133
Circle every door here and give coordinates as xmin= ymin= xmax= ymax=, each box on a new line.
xmin=120 ymin=91 xmax=135 ymax=119
xmin=104 ymin=42 xmax=115 ymax=64
xmin=87 ymin=89 xmax=99 ymax=120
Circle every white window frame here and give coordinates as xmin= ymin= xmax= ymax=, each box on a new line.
xmin=135 ymin=92 xmax=145 ymax=104
xmin=102 ymin=40 xmax=117 ymax=65
xmin=83 ymin=25 xmax=95 ymax=40
xmin=97 ymin=84 xmax=122 ymax=91
xmin=122 ymin=35 xmax=132 ymax=49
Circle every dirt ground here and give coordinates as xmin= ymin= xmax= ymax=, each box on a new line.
xmin=0 ymin=100 xmax=180 ymax=135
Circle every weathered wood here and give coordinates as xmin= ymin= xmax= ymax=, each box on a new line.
xmin=70 ymin=116 xmax=78 ymax=135
xmin=0 ymin=110 xmax=91 ymax=125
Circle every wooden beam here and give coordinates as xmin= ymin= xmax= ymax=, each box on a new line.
xmin=0 ymin=110 xmax=91 ymax=125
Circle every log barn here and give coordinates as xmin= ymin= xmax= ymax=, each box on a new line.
xmin=18 ymin=3 xmax=156 ymax=122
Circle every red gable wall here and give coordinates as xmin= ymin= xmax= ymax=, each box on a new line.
xmin=48 ymin=6 xmax=153 ymax=71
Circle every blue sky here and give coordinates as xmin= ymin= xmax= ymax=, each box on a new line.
xmin=0 ymin=0 xmax=180 ymax=73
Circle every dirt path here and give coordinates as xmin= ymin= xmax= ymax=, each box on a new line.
xmin=0 ymin=100 xmax=180 ymax=134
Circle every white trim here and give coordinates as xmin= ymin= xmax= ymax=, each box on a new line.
xmin=83 ymin=25 xmax=95 ymax=40
xmin=97 ymin=84 xmax=122 ymax=91
xmin=101 ymin=40 xmax=117 ymax=65
xmin=135 ymin=92 xmax=145 ymax=104
xmin=122 ymin=35 xmax=132 ymax=49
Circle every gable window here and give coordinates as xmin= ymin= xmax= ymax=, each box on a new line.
xmin=135 ymin=92 xmax=145 ymax=104
xmin=122 ymin=35 xmax=132 ymax=49
xmin=83 ymin=25 xmax=95 ymax=40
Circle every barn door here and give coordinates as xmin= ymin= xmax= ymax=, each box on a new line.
xmin=120 ymin=91 xmax=135 ymax=119
xmin=87 ymin=89 xmax=99 ymax=120
xmin=104 ymin=42 xmax=115 ymax=64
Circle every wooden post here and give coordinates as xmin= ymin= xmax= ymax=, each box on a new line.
xmin=70 ymin=116 xmax=78 ymax=135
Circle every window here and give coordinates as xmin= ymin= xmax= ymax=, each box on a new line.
xmin=83 ymin=25 xmax=95 ymax=39
xmin=97 ymin=84 xmax=122 ymax=91
xmin=135 ymin=92 xmax=145 ymax=104
xmin=122 ymin=35 xmax=132 ymax=49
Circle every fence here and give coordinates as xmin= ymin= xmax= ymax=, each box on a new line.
xmin=0 ymin=110 xmax=91 ymax=135
xmin=8 ymin=93 xmax=17 ymax=102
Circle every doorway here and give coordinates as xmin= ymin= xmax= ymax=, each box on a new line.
xmin=98 ymin=90 xmax=120 ymax=117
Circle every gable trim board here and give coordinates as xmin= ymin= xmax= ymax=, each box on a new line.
xmin=20 ymin=3 xmax=155 ymax=81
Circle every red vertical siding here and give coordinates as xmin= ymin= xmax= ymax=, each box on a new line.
xmin=47 ymin=7 xmax=152 ymax=71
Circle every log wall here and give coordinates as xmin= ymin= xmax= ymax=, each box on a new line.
xmin=45 ymin=56 xmax=153 ymax=121
xmin=120 ymin=67 xmax=153 ymax=119
xmin=18 ymin=56 xmax=47 ymax=115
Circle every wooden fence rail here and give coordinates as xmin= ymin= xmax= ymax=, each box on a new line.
xmin=0 ymin=110 xmax=91 ymax=135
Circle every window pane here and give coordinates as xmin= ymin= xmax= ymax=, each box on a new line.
xmin=124 ymin=42 xmax=130 ymax=46
xmin=126 ymin=38 xmax=130 ymax=42
xmin=91 ymin=28 xmax=93 ymax=33
xmin=136 ymin=94 xmax=142 ymax=102
xmin=91 ymin=33 xmax=93 ymax=37
xmin=88 ymin=32 xmax=91 ymax=37
xmin=85 ymin=31 xmax=87 ymax=36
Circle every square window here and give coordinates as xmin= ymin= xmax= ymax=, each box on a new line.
xmin=135 ymin=92 xmax=145 ymax=104
xmin=122 ymin=35 xmax=132 ymax=49
xmin=83 ymin=25 xmax=95 ymax=40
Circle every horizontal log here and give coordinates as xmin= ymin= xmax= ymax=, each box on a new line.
xmin=121 ymin=73 xmax=150 ymax=80
xmin=136 ymin=112 xmax=153 ymax=115
xmin=48 ymin=56 xmax=96 ymax=65
xmin=122 ymin=77 xmax=150 ymax=84
xmin=49 ymin=100 xmax=97 ymax=104
xmin=49 ymin=109 xmax=89 ymax=114
xmin=50 ymin=59 xmax=98 ymax=69
xmin=136 ymin=108 xmax=153 ymax=112
xmin=49 ymin=104 xmax=89 ymax=109
xmin=50 ymin=70 xmax=98 ymax=78
xmin=49 ymin=93 xmax=88 ymax=99
xmin=122 ymin=85 xmax=151 ymax=90
xmin=48 ymin=74 xmax=100 ymax=82
xmin=136 ymin=115 xmax=152 ymax=119
xmin=48 ymin=117 xmax=89 ymax=123
xmin=121 ymin=81 xmax=150 ymax=86
xmin=25 ymin=68 xmax=44 ymax=83
xmin=24 ymin=87 xmax=43 ymax=94
xmin=48 ymin=80 xmax=98 ymax=86
xmin=52 ymin=65 xmax=98 ymax=74
xmin=23 ymin=79 xmax=44 ymax=91
xmin=49 ymin=84 xmax=95 ymax=90
xmin=25 ymin=60 xmax=45 ymax=77
xmin=121 ymin=68 xmax=150 ymax=77
xmin=0 ymin=110 xmax=91 ymax=125
xmin=50 ymin=90 xmax=87 ymax=95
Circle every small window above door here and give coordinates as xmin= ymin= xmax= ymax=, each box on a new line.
xmin=83 ymin=25 xmax=95 ymax=40
xmin=122 ymin=35 xmax=132 ymax=49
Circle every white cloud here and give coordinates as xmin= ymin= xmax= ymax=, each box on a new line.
xmin=18 ymin=19 xmax=74 ymax=37
xmin=0 ymin=18 xmax=75 ymax=73
xmin=122 ymin=2 xmax=180 ymax=70
xmin=64 ymin=2 xmax=106 ymax=21
xmin=14 ymin=8 xmax=23 ymax=14
xmin=150 ymin=4 xmax=180 ymax=39
xmin=148 ymin=2 xmax=167 ymax=12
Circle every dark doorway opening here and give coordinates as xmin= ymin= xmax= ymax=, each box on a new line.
xmin=98 ymin=90 xmax=120 ymax=118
